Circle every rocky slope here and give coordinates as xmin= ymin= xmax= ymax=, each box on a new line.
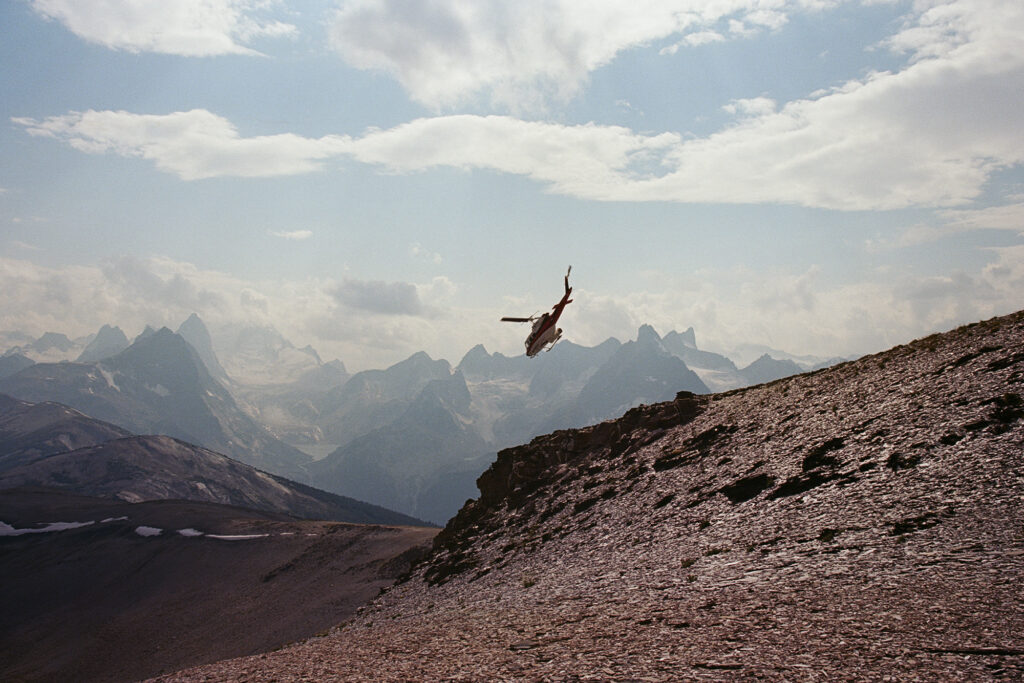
xmin=157 ymin=310 xmax=1024 ymax=681
xmin=0 ymin=489 xmax=436 ymax=683
xmin=0 ymin=394 xmax=131 ymax=471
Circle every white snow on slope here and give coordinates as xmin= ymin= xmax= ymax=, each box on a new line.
xmin=206 ymin=534 xmax=269 ymax=540
xmin=0 ymin=520 xmax=95 ymax=535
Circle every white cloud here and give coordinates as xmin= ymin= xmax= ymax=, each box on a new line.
xmin=326 ymin=0 xmax=823 ymax=111
xmin=344 ymin=115 xmax=682 ymax=198
xmin=13 ymin=109 xmax=349 ymax=180
xmin=410 ymin=243 xmax=443 ymax=264
xmin=568 ymin=256 xmax=1024 ymax=363
xmin=0 ymin=255 xmax=477 ymax=370
xmin=29 ymin=0 xmax=296 ymax=56
xmin=14 ymin=2 xmax=1024 ymax=210
xmin=722 ymin=96 xmax=777 ymax=117
xmin=867 ymin=200 xmax=1024 ymax=251
xmin=270 ymin=229 xmax=313 ymax=240
xmin=679 ymin=30 xmax=726 ymax=49
xmin=938 ymin=202 xmax=1024 ymax=233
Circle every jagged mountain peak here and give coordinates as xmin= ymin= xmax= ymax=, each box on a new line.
xmin=176 ymin=313 xmax=230 ymax=383
xmin=635 ymin=323 xmax=663 ymax=348
xmin=76 ymin=324 xmax=129 ymax=363
xmin=133 ymin=325 xmax=157 ymax=344
xmin=663 ymin=326 xmax=697 ymax=349
xmin=109 ymin=326 xmax=203 ymax=376
xmin=385 ymin=351 xmax=452 ymax=382
xmin=458 ymin=343 xmax=490 ymax=365
xmin=32 ymin=331 xmax=74 ymax=352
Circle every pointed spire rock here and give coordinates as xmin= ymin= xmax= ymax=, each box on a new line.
xmin=77 ymin=325 xmax=130 ymax=363
xmin=636 ymin=324 xmax=663 ymax=348
xmin=177 ymin=314 xmax=230 ymax=384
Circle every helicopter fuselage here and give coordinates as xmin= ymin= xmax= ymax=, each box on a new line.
xmin=525 ymin=313 xmax=562 ymax=356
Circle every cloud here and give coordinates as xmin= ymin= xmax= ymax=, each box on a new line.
xmin=4 ymin=247 xmax=1024 ymax=373
xmin=867 ymin=200 xmax=1024 ymax=251
xmin=99 ymin=255 xmax=225 ymax=315
xmin=270 ymin=229 xmax=313 ymax=240
xmin=938 ymin=202 xmax=1024 ymax=233
xmin=344 ymin=115 xmax=682 ymax=197
xmin=664 ymin=30 xmax=725 ymax=52
xmin=326 ymin=0 xmax=821 ymax=112
xmin=410 ymin=243 xmax=443 ymax=264
xmin=722 ymin=97 xmax=777 ymax=117
xmin=29 ymin=0 xmax=296 ymax=56
xmin=14 ymin=2 xmax=1024 ymax=210
xmin=331 ymin=278 xmax=424 ymax=315
xmin=13 ymin=109 xmax=349 ymax=180
xmin=566 ymin=255 xmax=1024 ymax=364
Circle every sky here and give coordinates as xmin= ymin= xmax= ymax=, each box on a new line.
xmin=2 ymin=0 xmax=1023 ymax=371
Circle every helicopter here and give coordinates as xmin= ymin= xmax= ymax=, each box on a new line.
xmin=502 ymin=266 xmax=573 ymax=357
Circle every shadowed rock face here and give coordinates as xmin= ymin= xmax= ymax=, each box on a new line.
xmin=151 ymin=312 xmax=1024 ymax=680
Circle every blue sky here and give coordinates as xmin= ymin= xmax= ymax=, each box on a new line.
xmin=2 ymin=0 xmax=1022 ymax=370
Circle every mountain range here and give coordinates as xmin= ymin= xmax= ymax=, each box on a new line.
xmin=152 ymin=309 xmax=1024 ymax=682
xmin=0 ymin=327 xmax=313 ymax=482
xmin=2 ymin=316 xmax=841 ymax=523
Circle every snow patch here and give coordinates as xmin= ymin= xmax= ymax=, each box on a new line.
xmin=101 ymin=516 xmax=129 ymax=523
xmin=0 ymin=520 xmax=95 ymax=536
xmin=134 ymin=526 xmax=162 ymax=537
xmin=149 ymin=383 xmax=171 ymax=397
xmin=177 ymin=528 xmax=204 ymax=537
xmin=206 ymin=534 xmax=269 ymax=541
xmin=98 ymin=367 xmax=121 ymax=392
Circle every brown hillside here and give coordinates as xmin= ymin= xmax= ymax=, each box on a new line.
xmin=0 ymin=490 xmax=436 ymax=683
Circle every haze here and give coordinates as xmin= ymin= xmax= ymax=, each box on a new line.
xmin=2 ymin=0 xmax=1022 ymax=371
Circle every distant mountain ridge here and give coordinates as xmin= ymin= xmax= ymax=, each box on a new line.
xmin=0 ymin=328 xmax=312 ymax=482
xmin=0 ymin=395 xmax=426 ymax=526
xmin=313 ymin=370 xmax=491 ymax=524
xmin=2 ymin=316 xmax=844 ymax=525
xmin=0 ymin=434 xmax=425 ymax=526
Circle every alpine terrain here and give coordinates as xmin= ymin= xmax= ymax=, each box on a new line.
xmin=155 ymin=310 xmax=1023 ymax=681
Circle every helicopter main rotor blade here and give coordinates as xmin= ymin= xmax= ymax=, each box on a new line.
xmin=501 ymin=317 xmax=533 ymax=323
